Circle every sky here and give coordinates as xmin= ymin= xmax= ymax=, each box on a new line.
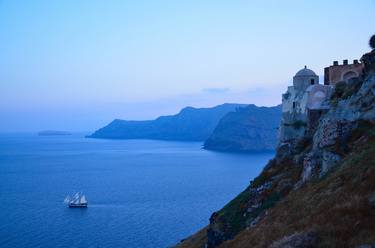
xmin=0 ymin=0 xmax=374 ymax=132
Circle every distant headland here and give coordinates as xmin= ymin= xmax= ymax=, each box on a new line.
xmin=88 ymin=103 xmax=282 ymax=152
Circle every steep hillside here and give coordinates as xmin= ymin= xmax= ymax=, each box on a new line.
xmin=176 ymin=49 xmax=375 ymax=247
xmin=88 ymin=104 xmax=247 ymax=141
xmin=204 ymin=105 xmax=281 ymax=152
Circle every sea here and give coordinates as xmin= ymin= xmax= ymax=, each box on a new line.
xmin=0 ymin=133 xmax=273 ymax=248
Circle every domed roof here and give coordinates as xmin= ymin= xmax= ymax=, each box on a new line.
xmin=295 ymin=66 xmax=317 ymax=77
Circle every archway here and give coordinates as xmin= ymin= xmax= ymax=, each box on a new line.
xmin=342 ymin=71 xmax=357 ymax=82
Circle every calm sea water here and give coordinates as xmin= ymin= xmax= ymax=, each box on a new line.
xmin=0 ymin=133 xmax=273 ymax=248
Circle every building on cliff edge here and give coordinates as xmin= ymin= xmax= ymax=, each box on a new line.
xmin=278 ymin=59 xmax=364 ymax=148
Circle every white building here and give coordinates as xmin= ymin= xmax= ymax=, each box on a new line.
xmin=278 ymin=66 xmax=332 ymax=146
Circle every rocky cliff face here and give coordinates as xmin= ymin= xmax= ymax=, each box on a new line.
xmin=176 ymin=51 xmax=375 ymax=248
xmin=89 ymin=103 xmax=281 ymax=151
xmin=203 ymin=105 xmax=281 ymax=152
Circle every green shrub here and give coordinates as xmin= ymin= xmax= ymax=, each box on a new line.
xmin=251 ymin=173 xmax=268 ymax=188
xmin=331 ymin=81 xmax=347 ymax=101
xmin=218 ymin=187 xmax=253 ymax=236
xmin=330 ymin=79 xmax=363 ymax=105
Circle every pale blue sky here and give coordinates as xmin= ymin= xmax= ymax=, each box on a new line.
xmin=0 ymin=0 xmax=374 ymax=131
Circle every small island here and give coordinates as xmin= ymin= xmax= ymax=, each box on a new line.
xmin=37 ymin=130 xmax=72 ymax=136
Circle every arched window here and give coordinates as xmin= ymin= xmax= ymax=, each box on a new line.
xmin=310 ymin=79 xmax=315 ymax=85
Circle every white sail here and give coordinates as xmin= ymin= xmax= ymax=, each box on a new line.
xmin=64 ymin=196 xmax=70 ymax=203
xmin=80 ymin=195 xmax=87 ymax=204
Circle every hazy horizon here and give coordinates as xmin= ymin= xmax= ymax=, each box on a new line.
xmin=1 ymin=0 xmax=374 ymax=132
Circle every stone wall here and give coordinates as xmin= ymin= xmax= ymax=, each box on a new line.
xmin=324 ymin=60 xmax=364 ymax=85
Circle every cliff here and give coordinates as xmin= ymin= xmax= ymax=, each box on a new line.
xmin=88 ymin=103 xmax=247 ymax=141
xmin=176 ymin=50 xmax=375 ymax=247
xmin=204 ymin=105 xmax=281 ymax=152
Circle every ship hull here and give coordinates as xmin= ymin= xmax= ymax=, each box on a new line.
xmin=68 ymin=203 xmax=88 ymax=208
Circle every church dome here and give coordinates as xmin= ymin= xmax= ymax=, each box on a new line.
xmin=295 ymin=66 xmax=317 ymax=77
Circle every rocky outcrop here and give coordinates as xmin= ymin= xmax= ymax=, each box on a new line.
xmin=203 ymin=105 xmax=281 ymax=152
xmin=300 ymin=73 xmax=375 ymax=182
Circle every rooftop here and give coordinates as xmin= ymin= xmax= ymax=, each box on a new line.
xmin=295 ymin=66 xmax=317 ymax=77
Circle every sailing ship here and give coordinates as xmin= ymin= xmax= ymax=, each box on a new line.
xmin=64 ymin=192 xmax=88 ymax=208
